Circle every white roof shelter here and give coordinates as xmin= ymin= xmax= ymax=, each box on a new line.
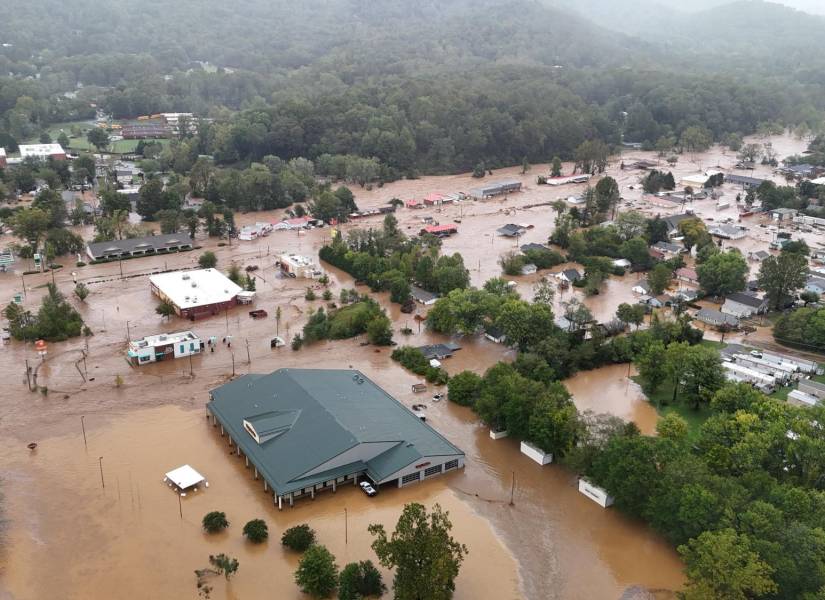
xmin=164 ymin=464 xmax=206 ymax=490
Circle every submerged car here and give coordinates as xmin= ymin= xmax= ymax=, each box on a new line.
xmin=359 ymin=481 xmax=377 ymax=496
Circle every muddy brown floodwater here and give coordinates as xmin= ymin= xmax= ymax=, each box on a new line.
xmin=10 ymin=135 xmax=814 ymax=599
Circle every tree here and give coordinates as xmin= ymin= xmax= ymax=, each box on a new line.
xmin=294 ymin=544 xmax=338 ymax=598
xmin=678 ymin=529 xmax=777 ymax=600
xmin=697 ymin=251 xmax=747 ymax=297
xmin=679 ymin=126 xmax=713 ymax=156
xmin=86 ymin=127 xmax=110 ymax=152
xmin=74 ymin=283 xmax=89 ymax=302
xmin=389 ymin=197 xmax=404 ymax=209
xmin=647 ymin=263 xmax=672 ymax=295
xmin=594 ymin=176 xmax=620 ymax=218
xmin=635 ymin=340 xmax=667 ymax=396
xmin=156 ymin=300 xmax=176 ymax=320
xmin=282 ymin=524 xmax=316 ymax=551
xmin=369 ymin=503 xmax=467 ymax=600
xmin=198 ymin=251 xmax=218 ymax=269
xmin=242 ymin=519 xmax=268 ymax=543
xmin=338 ymin=561 xmax=386 ymax=600
xmin=528 ymin=386 xmax=579 ymax=457
xmin=12 ymin=207 xmax=51 ymax=250
xmin=367 ymin=314 xmax=393 ymax=346
xmin=757 ymin=251 xmax=808 ymax=310
xmin=551 ymin=156 xmax=563 ymax=177
xmin=447 ymin=371 xmax=483 ymax=407
xmin=615 ymin=303 xmax=645 ymax=329
xmin=4 ymin=283 xmax=84 ymax=341
xmin=201 ymin=511 xmax=229 ymax=533
xmin=208 ymin=554 xmax=239 ymax=580
xmin=656 ymin=413 xmax=688 ymax=442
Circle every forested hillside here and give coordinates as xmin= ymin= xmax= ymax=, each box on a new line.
xmin=1 ymin=0 xmax=825 ymax=174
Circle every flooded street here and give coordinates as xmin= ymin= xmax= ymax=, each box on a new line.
xmin=7 ymin=135 xmax=812 ymax=599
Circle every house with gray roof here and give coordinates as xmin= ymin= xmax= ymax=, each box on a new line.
xmin=725 ymin=173 xmax=765 ymax=188
xmin=86 ymin=233 xmax=193 ymax=261
xmin=207 ymin=369 xmax=464 ymax=508
xmin=496 ymin=223 xmax=526 ymax=237
xmin=805 ymin=276 xmax=825 ymax=295
xmin=555 ymin=268 xmax=582 ymax=283
xmin=722 ymin=293 xmax=769 ymax=318
xmin=696 ymin=308 xmax=739 ymax=328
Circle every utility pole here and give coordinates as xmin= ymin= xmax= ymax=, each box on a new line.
xmin=178 ymin=491 xmax=183 ymax=519
xmin=126 ymin=320 xmax=131 ymax=342
xmin=189 ymin=352 xmax=193 ymax=377
xmin=231 ymin=352 xmax=235 ymax=377
xmin=24 ymin=359 xmax=31 ymax=391
xmin=81 ymin=415 xmax=87 ymax=448
xmin=21 ymin=272 xmax=27 ymax=298
xmin=344 ymin=508 xmax=348 ymax=545
xmin=118 ymin=258 xmax=123 ymax=279
xmin=245 ymin=338 xmax=250 ymax=365
xmin=99 ymin=456 xmax=105 ymax=489
xmin=51 ymin=267 xmax=56 ymax=286
xmin=509 ymin=471 xmax=516 ymax=506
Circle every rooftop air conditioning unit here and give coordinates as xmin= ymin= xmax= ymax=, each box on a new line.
xmin=191 ymin=281 xmax=197 ymax=287
xmin=182 ymin=274 xmax=190 ymax=280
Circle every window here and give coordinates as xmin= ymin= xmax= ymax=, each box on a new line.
xmin=401 ymin=472 xmax=420 ymax=486
xmin=444 ymin=459 xmax=459 ymax=471
xmin=189 ymin=342 xmax=195 ymax=351
xmin=179 ymin=344 xmax=185 ymax=354
xmin=424 ymin=465 xmax=442 ymax=478
xmin=139 ymin=355 xmax=151 ymax=362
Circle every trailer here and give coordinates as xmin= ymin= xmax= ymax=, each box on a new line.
xmin=249 ymin=309 xmax=268 ymax=319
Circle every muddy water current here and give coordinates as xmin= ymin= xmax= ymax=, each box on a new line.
xmin=6 ymin=134 xmax=810 ymax=598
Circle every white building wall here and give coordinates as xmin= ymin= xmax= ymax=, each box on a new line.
xmin=578 ymin=479 xmax=614 ymax=507
xmin=376 ymin=454 xmax=464 ymax=486
xmin=520 ymin=441 xmax=553 ymax=465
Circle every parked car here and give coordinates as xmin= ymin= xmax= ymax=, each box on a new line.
xmin=750 ymin=350 xmax=763 ymax=358
xmin=432 ymin=393 xmax=444 ymax=401
xmin=359 ymin=481 xmax=377 ymax=497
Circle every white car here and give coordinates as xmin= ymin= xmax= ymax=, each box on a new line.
xmin=359 ymin=481 xmax=377 ymax=496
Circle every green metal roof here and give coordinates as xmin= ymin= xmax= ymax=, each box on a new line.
xmin=207 ymin=369 xmax=463 ymax=495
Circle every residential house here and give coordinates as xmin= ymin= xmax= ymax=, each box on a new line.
xmin=410 ymin=285 xmax=439 ymax=306
xmin=709 ymin=223 xmax=746 ymax=240
xmin=725 ymin=174 xmax=765 ymax=188
xmin=632 ymin=280 xmax=651 ymax=295
xmin=663 ymin=214 xmax=695 ymax=236
xmin=520 ymin=263 xmax=538 ymax=275
xmin=555 ymin=268 xmax=582 ymax=284
xmin=520 ymin=242 xmax=547 ymax=253
xmin=696 ymin=308 xmax=739 ymax=329
xmin=468 ymin=180 xmax=522 ymax=199
xmin=805 ymin=276 xmax=825 ymax=295
xmin=650 ymin=241 xmax=685 ymax=259
xmin=721 ymin=293 xmax=769 ymax=318
xmin=417 ymin=343 xmax=461 ymax=361
xmin=749 ymin=250 xmax=771 ymax=262
xmin=675 ymin=267 xmax=699 ymax=285
xmin=771 ymin=208 xmax=798 ymax=222
xmin=484 ymin=326 xmax=506 ymax=344
xmin=496 ymin=224 xmax=527 ymax=237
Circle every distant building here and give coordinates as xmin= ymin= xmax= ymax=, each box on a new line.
xmin=496 ymin=224 xmax=526 ymax=237
xmin=86 ymin=233 xmax=193 ymax=261
xmin=799 ymin=379 xmax=825 ymax=400
xmin=709 ymin=223 xmax=747 ymax=240
xmin=410 ymin=285 xmax=439 ymax=305
xmin=681 ymin=173 xmax=710 ymax=188
xmin=555 ymin=268 xmax=581 ymax=284
xmin=725 ymin=174 xmax=765 ymax=188
xmin=696 ymin=308 xmax=739 ymax=328
xmin=207 ymin=369 xmax=464 ymax=509
xmin=520 ymin=263 xmax=538 ymax=275
xmin=632 ymin=280 xmax=651 ymax=295
xmin=749 ymin=250 xmax=771 ymax=262
xmin=520 ymin=242 xmax=547 ymax=253
xmin=675 ymin=267 xmax=699 ymax=284
xmin=468 ymin=180 xmax=522 ymax=199
xmin=127 ymin=330 xmax=203 ymax=366
xmin=419 ymin=224 xmax=457 ymax=237
xmin=651 ymin=241 xmax=685 ymax=258
xmin=121 ymin=124 xmax=171 ymax=139
xmin=662 ymin=213 xmax=695 ymax=236
xmin=721 ymin=293 xmax=769 ymax=318
xmin=278 ymin=254 xmax=323 ymax=279
xmin=150 ymin=268 xmax=243 ymax=320
xmin=546 ymin=174 xmax=591 ymax=186
xmin=771 ymin=208 xmax=798 ymax=222
xmin=805 ymin=276 xmax=825 ymax=295
xmin=18 ymin=143 xmax=66 ymax=161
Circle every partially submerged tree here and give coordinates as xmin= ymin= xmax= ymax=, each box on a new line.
xmin=201 ymin=511 xmax=229 ymax=534
xmin=369 ymin=503 xmax=467 ymax=600
xmin=294 ymin=544 xmax=338 ymax=598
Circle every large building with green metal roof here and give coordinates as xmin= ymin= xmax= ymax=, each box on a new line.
xmin=207 ymin=368 xmax=464 ymax=508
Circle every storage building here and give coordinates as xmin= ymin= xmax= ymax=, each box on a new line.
xmin=150 ymin=269 xmax=242 ymax=320
xmin=127 ymin=330 xmax=203 ymax=366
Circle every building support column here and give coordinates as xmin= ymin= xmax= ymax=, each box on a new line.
xmin=311 ymin=488 xmax=315 ymax=500
xmin=220 ymin=424 xmax=224 ymax=436
xmin=254 ymin=467 xmax=258 ymax=480
xmin=245 ymin=456 xmax=249 ymax=468
xmin=236 ymin=445 xmax=240 ymax=456
xmin=264 ymin=480 xmax=268 ymax=492
xmin=289 ymin=494 xmax=294 ymax=507
xmin=278 ymin=495 xmax=282 ymax=510
xmin=332 ymin=481 xmax=336 ymax=492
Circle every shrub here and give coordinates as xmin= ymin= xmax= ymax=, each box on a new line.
xmin=202 ymin=511 xmax=229 ymax=533
xmin=242 ymin=519 xmax=268 ymax=543
xmin=198 ymin=251 xmax=217 ymax=268
xmin=292 ymin=333 xmax=304 ymax=351
xmin=305 ymin=288 xmax=317 ymax=301
xmin=282 ymin=524 xmax=316 ymax=552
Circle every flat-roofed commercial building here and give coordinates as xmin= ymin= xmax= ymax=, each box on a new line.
xmin=150 ymin=268 xmax=242 ymax=320
xmin=207 ymin=369 xmax=464 ymax=508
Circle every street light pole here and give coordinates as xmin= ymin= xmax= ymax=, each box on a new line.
xmin=99 ymin=456 xmax=105 ymax=489
xmin=81 ymin=415 xmax=87 ymax=448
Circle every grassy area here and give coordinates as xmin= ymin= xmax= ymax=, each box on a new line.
xmin=700 ymin=339 xmax=727 ymax=350
xmin=631 ymin=375 xmax=713 ymax=441
xmin=24 ymin=120 xmax=170 ymax=155
xmin=771 ymin=372 xmax=825 ymax=402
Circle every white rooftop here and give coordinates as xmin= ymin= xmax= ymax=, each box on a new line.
xmin=150 ymin=269 xmax=242 ymax=310
xmin=811 ymin=177 xmax=825 ymax=186
xmin=130 ymin=330 xmax=199 ymax=350
xmin=19 ymin=143 xmax=65 ymax=158
xmin=280 ymin=253 xmax=316 ymax=268
xmin=164 ymin=464 xmax=205 ymax=490
xmin=0 ymin=147 xmax=6 ymax=158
